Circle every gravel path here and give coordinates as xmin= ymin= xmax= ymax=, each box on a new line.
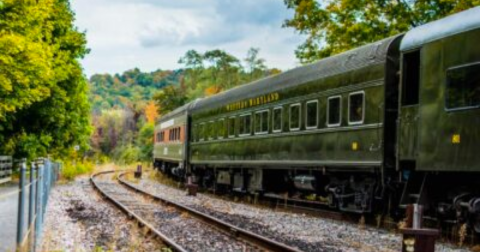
xmin=128 ymin=172 xmax=474 ymax=252
xmin=40 ymin=177 xmax=163 ymax=252
xmin=94 ymin=172 xmax=259 ymax=252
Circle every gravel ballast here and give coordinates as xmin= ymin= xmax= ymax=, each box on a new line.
xmin=128 ymin=172 xmax=474 ymax=252
xmin=40 ymin=177 xmax=163 ymax=252
xmin=93 ymin=172 xmax=259 ymax=252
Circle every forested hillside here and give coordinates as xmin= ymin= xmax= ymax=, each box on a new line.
xmin=88 ymin=68 xmax=181 ymax=163
xmin=89 ymin=48 xmax=280 ymax=164
xmin=89 ymin=68 xmax=183 ymax=112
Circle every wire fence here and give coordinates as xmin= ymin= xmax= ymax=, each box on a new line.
xmin=0 ymin=158 xmax=60 ymax=252
xmin=0 ymin=156 xmax=13 ymax=185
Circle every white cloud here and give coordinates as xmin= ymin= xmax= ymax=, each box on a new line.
xmin=70 ymin=0 xmax=303 ymax=76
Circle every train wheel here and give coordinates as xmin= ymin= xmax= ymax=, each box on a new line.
xmin=470 ymin=198 xmax=480 ymax=233
xmin=472 ymin=214 xmax=480 ymax=233
xmin=328 ymin=193 xmax=337 ymax=209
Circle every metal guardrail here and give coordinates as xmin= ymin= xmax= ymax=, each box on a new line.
xmin=0 ymin=157 xmax=61 ymax=252
xmin=0 ymin=156 xmax=13 ymax=184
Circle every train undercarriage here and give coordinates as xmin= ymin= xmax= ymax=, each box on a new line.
xmin=154 ymin=159 xmax=480 ymax=235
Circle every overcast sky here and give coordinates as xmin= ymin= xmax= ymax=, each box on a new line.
xmin=70 ymin=0 xmax=304 ymax=77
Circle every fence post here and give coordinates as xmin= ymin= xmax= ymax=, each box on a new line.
xmin=34 ymin=159 xmax=44 ymax=249
xmin=28 ymin=162 xmax=36 ymax=252
xmin=16 ymin=159 xmax=27 ymax=251
xmin=42 ymin=159 xmax=49 ymax=219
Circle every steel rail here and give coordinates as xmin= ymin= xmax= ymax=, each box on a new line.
xmin=90 ymin=170 xmax=188 ymax=252
xmin=117 ymin=172 xmax=303 ymax=252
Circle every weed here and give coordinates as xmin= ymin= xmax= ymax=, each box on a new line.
xmin=458 ymin=223 xmax=467 ymax=247
xmin=358 ymin=215 xmax=366 ymax=230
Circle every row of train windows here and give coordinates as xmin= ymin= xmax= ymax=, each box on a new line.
xmin=195 ymin=92 xmax=365 ymax=141
xmin=156 ymin=127 xmax=181 ymax=143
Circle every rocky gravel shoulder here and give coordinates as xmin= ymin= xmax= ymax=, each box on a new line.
xmin=40 ymin=177 xmax=164 ymax=252
xmin=132 ymin=172 xmax=473 ymax=252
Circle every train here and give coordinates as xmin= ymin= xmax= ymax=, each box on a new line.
xmin=153 ymin=7 xmax=480 ymax=232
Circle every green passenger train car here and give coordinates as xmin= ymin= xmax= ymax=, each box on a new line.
xmin=396 ymin=8 xmax=480 ymax=231
xmin=153 ymin=103 xmax=192 ymax=177
xmin=186 ymin=35 xmax=402 ymax=213
xmin=154 ymin=7 xmax=480 ymax=231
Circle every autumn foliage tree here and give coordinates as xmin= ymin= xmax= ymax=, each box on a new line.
xmin=144 ymin=101 xmax=158 ymax=124
xmin=283 ymin=0 xmax=480 ymax=63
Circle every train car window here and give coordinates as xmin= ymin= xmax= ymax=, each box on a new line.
xmin=192 ymin=125 xmax=197 ymax=142
xmin=254 ymin=110 xmax=269 ymax=134
xmin=348 ymin=92 xmax=365 ymax=125
xmin=254 ymin=112 xmax=261 ymax=133
xmin=306 ymin=100 xmax=318 ymax=129
xmin=272 ymin=107 xmax=283 ymax=133
xmin=199 ymin=123 xmax=205 ymax=141
xmin=402 ymin=50 xmax=420 ymax=106
xmin=446 ymin=62 xmax=480 ymax=111
xmin=228 ymin=117 xmax=236 ymax=137
xmin=290 ymin=104 xmax=301 ymax=131
xmin=208 ymin=121 xmax=215 ymax=140
xmin=327 ymin=96 xmax=341 ymax=127
xmin=217 ymin=119 xmax=225 ymax=139
xmin=239 ymin=114 xmax=252 ymax=136
xmin=261 ymin=111 xmax=268 ymax=133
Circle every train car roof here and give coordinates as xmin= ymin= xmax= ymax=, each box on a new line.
xmin=191 ymin=35 xmax=401 ymax=113
xmin=156 ymin=99 xmax=201 ymax=123
xmin=401 ymin=6 xmax=480 ymax=51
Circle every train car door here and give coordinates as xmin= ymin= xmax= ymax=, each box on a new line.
xmin=398 ymin=50 xmax=421 ymax=166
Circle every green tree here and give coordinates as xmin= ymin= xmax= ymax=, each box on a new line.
xmin=244 ymin=47 xmax=267 ymax=82
xmin=137 ymin=122 xmax=154 ymax=161
xmin=0 ymin=0 xmax=91 ymax=159
xmin=203 ymin=49 xmax=242 ymax=91
xmin=283 ymin=0 xmax=480 ymax=63
xmin=178 ymin=50 xmax=204 ymax=90
xmin=153 ymin=85 xmax=188 ymax=115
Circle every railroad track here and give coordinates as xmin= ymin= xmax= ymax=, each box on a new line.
xmin=91 ymin=171 xmax=302 ymax=252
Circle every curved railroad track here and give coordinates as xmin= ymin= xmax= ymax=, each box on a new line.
xmin=91 ymin=170 xmax=302 ymax=252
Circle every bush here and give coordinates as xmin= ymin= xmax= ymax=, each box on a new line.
xmin=61 ymin=161 xmax=94 ymax=181
xmin=92 ymin=153 xmax=110 ymax=164
xmin=113 ymin=144 xmax=140 ymax=165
